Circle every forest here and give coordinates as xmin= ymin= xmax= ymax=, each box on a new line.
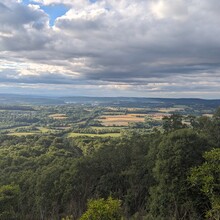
xmin=0 ymin=105 xmax=220 ymax=219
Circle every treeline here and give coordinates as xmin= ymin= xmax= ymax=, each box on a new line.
xmin=0 ymin=105 xmax=36 ymax=111
xmin=0 ymin=110 xmax=220 ymax=219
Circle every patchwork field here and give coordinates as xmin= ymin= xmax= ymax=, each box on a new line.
xmin=90 ymin=126 xmax=126 ymax=130
xmin=202 ymin=114 xmax=213 ymax=117
xmin=67 ymin=132 xmax=121 ymax=138
xmin=146 ymin=113 xmax=170 ymax=120
xmin=5 ymin=126 xmax=61 ymax=136
xmin=37 ymin=127 xmax=58 ymax=133
xmin=8 ymin=132 xmax=37 ymax=136
xmin=98 ymin=114 xmax=146 ymax=126
xmin=157 ymin=107 xmax=185 ymax=113
xmin=49 ymin=114 xmax=68 ymax=119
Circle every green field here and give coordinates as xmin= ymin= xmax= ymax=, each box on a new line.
xmin=90 ymin=126 xmax=126 ymax=130
xmin=37 ymin=127 xmax=57 ymax=133
xmin=6 ymin=126 xmax=57 ymax=136
xmin=8 ymin=132 xmax=38 ymax=136
xmin=67 ymin=132 xmax=121 ymax=138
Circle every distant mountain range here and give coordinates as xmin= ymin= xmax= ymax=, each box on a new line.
xmin=0 ymin=94 xmax=220 ymax=108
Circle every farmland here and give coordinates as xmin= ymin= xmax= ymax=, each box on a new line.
xmin=67 ymin=132 xmax=121 ymax=138
xmin=0 ymin=96 xmax=219 ymax=137
xmin=48 ymin=113 xmax=68 ymax=120
xmin=98 ymin=114 xmax=146 ymax=126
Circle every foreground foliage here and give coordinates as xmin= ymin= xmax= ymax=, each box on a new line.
xmin=80 ymin=197 xmax=122 ymax=220
xmin=190 ymin=148 xmax=220 ymax=220
xmin=0 ymin=109 xmax=220 ymax=219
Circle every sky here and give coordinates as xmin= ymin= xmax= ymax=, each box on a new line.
xmin=0 ymin=0 xmax=220 ymax=98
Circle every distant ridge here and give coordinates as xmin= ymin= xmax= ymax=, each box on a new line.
xmin=0 ymin=93 xmax=220 ymax=108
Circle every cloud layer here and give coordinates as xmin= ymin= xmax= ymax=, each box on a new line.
xmin=0 ymin=0 xmax=220 ymax=97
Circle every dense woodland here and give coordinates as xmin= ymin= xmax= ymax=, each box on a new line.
xmin=0 ymin=108 xmax=220 ymax=219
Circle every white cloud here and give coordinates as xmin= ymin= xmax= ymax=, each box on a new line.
xmin=151 ymin=0 xmax=188 ymax=20
xmin=0 ymin=0 xmax=220 ymax=97
xmin=32 ymin=0 xmax=89 ymax=7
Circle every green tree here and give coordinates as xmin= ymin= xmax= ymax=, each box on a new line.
xmin=149 ymin=129 xmax=209 ymax=219
xmin=189 ymin=148 xmax=220 ymax=220
xmin=0 ymin=184 xmax=20 ymax=220
xmin=210 ymin=109 xmax=220 ymax=147
xmin=80 ymin=197 xmax=122 ymax=220
xmin=162 ymin=114 xmax=185 ymax=132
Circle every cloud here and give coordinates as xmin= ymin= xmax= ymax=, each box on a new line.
xmin=151 ymin=0 xmax=188 ymax=20
xmin=0 ymin=0 xmax=220 ymax=97
xmin=0 ymin=1 xmax=50 ymax=51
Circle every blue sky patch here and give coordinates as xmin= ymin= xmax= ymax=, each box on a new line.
xmin=22 ymin=0 xmax=69 ymax=26
xmin=41 ymin=4 xmax=69 ymax=26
